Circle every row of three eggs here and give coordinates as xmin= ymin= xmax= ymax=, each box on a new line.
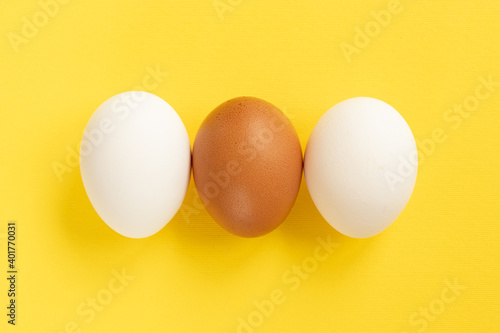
xmin=80 ymin=92 xmax=417 ymax=239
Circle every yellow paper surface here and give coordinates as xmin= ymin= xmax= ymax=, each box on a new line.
xmin=1 ymin=0 xmax=499 ymax=332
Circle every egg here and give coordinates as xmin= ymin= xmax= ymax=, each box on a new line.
xmin=193 ymin=97 xmax=302 ymax=237
xmin=80 ymin=91 xmax=191 ymax=238
xmin=304 ymin=97 xmax=418 ymax=238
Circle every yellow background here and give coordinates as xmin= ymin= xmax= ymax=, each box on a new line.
xmin=1 ymin=0 xmax=499 ymax=332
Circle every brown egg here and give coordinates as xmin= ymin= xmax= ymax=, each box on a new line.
xmin=193 ymin=96 xmax=303 ymax=237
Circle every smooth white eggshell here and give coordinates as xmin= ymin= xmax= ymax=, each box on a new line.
xmin=304 ymin=97 xmax=418 ymax=238
xmin=80 ymin=91 xmax=191 ymax=238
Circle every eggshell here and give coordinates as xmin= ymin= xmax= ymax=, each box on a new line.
xmin=80 ymin=91 xmax=191 ymax=238
xmin=304 ymin=97 xmax=418 ymax=238
xmin=193 ymin=97 xmax=302 ymax=237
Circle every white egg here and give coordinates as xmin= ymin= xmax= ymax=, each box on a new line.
xmin=80 ymin=91 xmax=191 ymax=238
xmin=304 ymin=97 xmax=418 ymax=238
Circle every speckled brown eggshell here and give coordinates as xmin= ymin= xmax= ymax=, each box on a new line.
xmin=193 ymin=96 xmax=303 ymax=238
